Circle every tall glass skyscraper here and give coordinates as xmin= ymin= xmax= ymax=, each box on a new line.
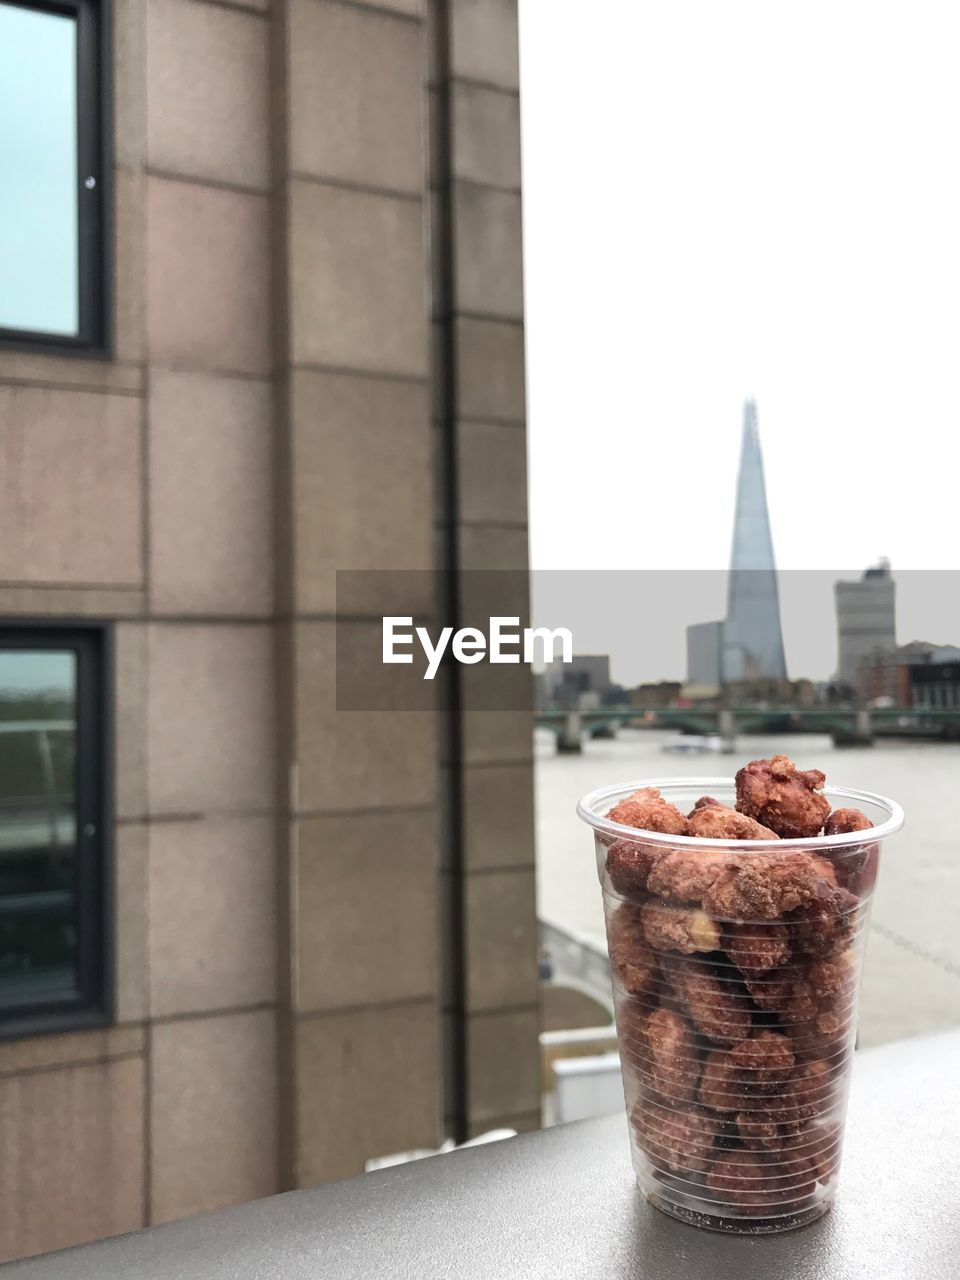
xmin=721 ymin=401 xmax=788 ymax=682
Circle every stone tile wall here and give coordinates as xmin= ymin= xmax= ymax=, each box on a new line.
xmin=0 ymin=0 xmax=538 ymax=1259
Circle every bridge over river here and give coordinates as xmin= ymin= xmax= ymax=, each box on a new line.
xmin=536 ymin=705 xmax=960 ymax=752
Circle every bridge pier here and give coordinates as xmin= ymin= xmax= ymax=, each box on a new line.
xmin=832 ymin=707 xmax=874 ymax=747
xmin=557 ymin=712 xmax=583 ymax=754
xmin=717 ymin=706 xmax=737 ymax=752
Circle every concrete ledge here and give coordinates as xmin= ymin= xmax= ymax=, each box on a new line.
xmin=8 ymin=1030 xmax=960 ymax=1278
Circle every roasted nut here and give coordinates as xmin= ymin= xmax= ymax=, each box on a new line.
xmin=689 ymin=795 xmax=724 ymax=814
xmin=607 ymin=904 xmax=659 ymax=996
xmin=641 ymin=901 xmax=721 ymax=954
xmin=824 ymin=808 xmax=872 ymax=837
xmin=770 ymin=967 xmax=856 ymax=1059
xmin=662 ymin=957 xmax=753 ymax=1046
xmin=838 ymin=845 xmax=879 ymax=897
xmin=743 ymin=971 xmax=796 ymax=1013
xmin=705 ymin=1150 xmax=814 ymax=1214
xmin=780 ymin=1121 xmax=841 ymax=1183
xmin=698 ymin=1050 xmax=741 ymax=1113
xmin=788 ymin=884 xmax=860 ymax=958
xmin=705 ymin=851 xmax=838 ymax=922
xmin=687 ymin=804 xmax=779 ymax=841
xmin=607 ymin=787 xmax=690 ymax=835
xmin=605 ymin=838 xmax=663 ymax=898
xmin=735 ymin=1111 xmax=784 ymax=1152
xmin=736 ymin=755 xmax=831 ymax=838
xmin=632 ymin=1103 xmax=718 ymax=1175
xmin=806 ymin=952 xmax=857 ymax=1003
xmin=641 ymin=1008 xmax=701 ymax=1104
xmin=788 ymin=1059 xmax=837 ymax=1118
xmin=646 ymin=849 xmax=729 ymax=905
xmin=724 ymin=922 xmax=791 ymax=975
xmin=824 ymin=808 xmax=879 ymax=895
xmin=729 ymin=1031 xmax=795 ymax=1091
xmin=726 ymin=1071 xmax=828 ymax=1155
xmin=778 ymin=978 xmax=818 ymax=1026
xmin=615 ymin=997 xmax=647 ymax=1074
xmin=794 ymin=1009 xmax=852 ymax=1060
xmin=784 ymin=1000 xmax=854 ymax=1060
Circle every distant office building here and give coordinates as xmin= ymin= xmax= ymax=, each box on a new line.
xmin=911 ymin=652 xmax=960 ymax=709
xmin=686 ymin=620 xmax=723 ymax=689
xmin=835 ymin=561 xmax=897 ymax=686
xmin=689 ymin=402 xmax=787 ymax=688
xmin=630 ymin=681 xmax=683 ymax=709
xmin=722 ymin=401 xmax=788 ymax=683
xmin=567 ymin=654 xmax=612 ymax=692
xmin=858 ymin=641 xmax=960 ymax=707
xmin=544 ymin=654 xmax=613 ymax=707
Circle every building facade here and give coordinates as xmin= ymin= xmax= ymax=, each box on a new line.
xmin=630 ymin=681 xmax=682 ymax=709
xmin=857 ymin=642 xmax=960 ymax=708
xmin=0 ymin=0 xmax=538 ymax=1262
xmin=538 ymin=654 xmax=612 ymax=709
xmin=722 ymin=401 xmax=788 ymax=684
xmin=685 ymin=620 xmax=722 ymax=692
xmin=910 ymin=654 xmax=960 ymax=709
xmin=686 ymin=402 xmax=786 ymax=692
xmin=835 ymin=561 xmax=897 ymax=688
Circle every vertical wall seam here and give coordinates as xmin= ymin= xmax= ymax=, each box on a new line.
xmin=430 ymin=0 xmax=470 ymax=1146
xmin=269 ymin=0 xmax=297 ymax=1194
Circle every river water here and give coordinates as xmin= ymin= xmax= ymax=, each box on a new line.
xmin=535 ymin=728 xmax=960 ymax=1047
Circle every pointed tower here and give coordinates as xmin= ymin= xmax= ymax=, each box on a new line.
xmin=721 ymin=401 xmax=788 ymax=683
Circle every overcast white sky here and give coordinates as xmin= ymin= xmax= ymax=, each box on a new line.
xmin=518 ymin=2 xmax=960 ymax=681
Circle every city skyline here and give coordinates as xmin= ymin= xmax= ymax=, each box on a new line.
xmin=530 ymin=568 xmax=960 ymax=689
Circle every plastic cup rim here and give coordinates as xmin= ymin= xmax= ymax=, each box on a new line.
xmin=577 ymin=777 xmax=904 ymax=850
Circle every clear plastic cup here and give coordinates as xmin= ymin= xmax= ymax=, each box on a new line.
xmin=577 ymin=776 xmax=904 ymax=1235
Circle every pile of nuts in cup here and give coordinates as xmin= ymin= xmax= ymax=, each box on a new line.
xmin=604 ymin=755 xmax=876 ymax=1217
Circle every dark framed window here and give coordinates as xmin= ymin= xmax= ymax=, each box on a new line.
xmin=0 ymin=625 xmax=111 ymax=1038
xmin=0 ymin=0 xmax=109 ymax=352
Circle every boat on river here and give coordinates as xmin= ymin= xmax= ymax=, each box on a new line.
xmin=661 ymin=733 xmax=735 ymax=755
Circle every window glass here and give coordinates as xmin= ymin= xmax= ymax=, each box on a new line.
xmin=0 ymin=2 xmax=79 ymax=336
xmin=0 ymin=650 xmax=79 ymax=1009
